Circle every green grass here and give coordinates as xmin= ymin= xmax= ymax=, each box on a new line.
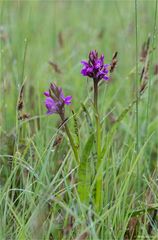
xmin=0 ymin=0 xmax=158 ymax=239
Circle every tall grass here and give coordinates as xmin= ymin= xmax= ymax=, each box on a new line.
xmin=0 ymin=0 xmax=158 ymax=239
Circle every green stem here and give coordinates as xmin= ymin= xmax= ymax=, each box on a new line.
xmin=94 ymin=80 xmax=102 ymax=212
xmin=135 ymin=0 xmax=139 ymax=154
xmin=135 ymin=0 xmax=140 ymax=192
xmin=60 ymin=114 xmax=79 ymax=164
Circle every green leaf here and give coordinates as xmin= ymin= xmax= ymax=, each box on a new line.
xmin=101 ymin=98 xmax=137 ymax=160
xmin=78 ymin=134 xmax=94 ymax=205
xmin=72 ymin=109 xmax=80 ymax=147
xmin=81 ymin=103 xmax=94 ymax=135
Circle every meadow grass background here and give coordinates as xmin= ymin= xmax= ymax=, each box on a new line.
xmin=0 ymin=0 xmax=158 ymax=239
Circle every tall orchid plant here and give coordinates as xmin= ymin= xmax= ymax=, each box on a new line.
xmin=44 ymin=50 xmax=112 ymax=212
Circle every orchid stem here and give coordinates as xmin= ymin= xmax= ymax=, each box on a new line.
xmin=60 ymin=114 xmax=80 ymax=164
xmin=94 ymin=80 xmax=102 ymax=212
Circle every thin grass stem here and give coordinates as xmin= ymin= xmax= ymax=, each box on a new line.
xmin=146 ymin=0 xmax=158 ymax=134
xmin=135 ymin=0 xmax=139 ymax=154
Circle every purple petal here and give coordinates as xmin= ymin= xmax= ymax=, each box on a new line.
xmin=89 ymin=50 xmax=98 ymax=61
xmin=59 ymin=88 xmax=65 ymax=99
xmin=81 ymin=60 xmax=89 ymax=67
xmin=81 ymin=68 xmax=88 ymax=76
xmin=64 ymin=96 xmax=72 ymax=105
xmin=45 ymin=97 xmax=56 ymax=112
xmin=94 ymin=60 xmax=102 ymax=69
xmin=100 ymin=54 xmax=104 ymax=63
xmin=46 ymin=109 xmax=56 ymax=115
xmin=81 ymin=66 xmax=94 ymax=77
xmin=104 ymin=64 xmax=110 ymax=68
xmin=103 ymin=69 xmax=109 ymax=74
xmin=45 ymin=99 xmax=58 ymax=114
xmin=103 ymin=75 xmax=109 ymax=81
xmin=44 ymin=91 xmax=50 ymax=97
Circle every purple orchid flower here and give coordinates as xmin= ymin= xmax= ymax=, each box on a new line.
xmin=44 ymin=83 xmax=72 ymax=115
xmin=81 ymin=50 xmax=110 ymax=82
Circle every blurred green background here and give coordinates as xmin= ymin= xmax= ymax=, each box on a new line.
xmin=1 ymin=0 xmax=157 ymax=131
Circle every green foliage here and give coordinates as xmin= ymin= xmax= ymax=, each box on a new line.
xmin=78 ymin=134 xmax=94 ymax=205
xmin=0 ymin=0 xmax=158 ymax=239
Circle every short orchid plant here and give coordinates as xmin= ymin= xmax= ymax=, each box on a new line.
xmin=44 ymin=83 xmax=79 ymax=163
xmin=44 ymin=83 xmax=72 ymax=116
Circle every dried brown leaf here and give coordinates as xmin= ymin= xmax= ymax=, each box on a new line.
xmin=49 ymin=61 xmax=62 ymax=74
xmin=58 ymin=31 xmax=64 ymax=48
xmin=17 ymin=84 xmax=24 ymax=111
xmin=75 ymin=231 xmax=89 ymax=240
xmin=154 ymin=64 xmax=158 ymax=75
xmin=18 ymin=113 xmax=30 ymax=120
xmin=124 ymin=217 xmax=138 ymax=240
xmin=53 ymin=135 xmax=63 ymax=147
xmin=110 ymin=51 xmax=118 ymax=73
